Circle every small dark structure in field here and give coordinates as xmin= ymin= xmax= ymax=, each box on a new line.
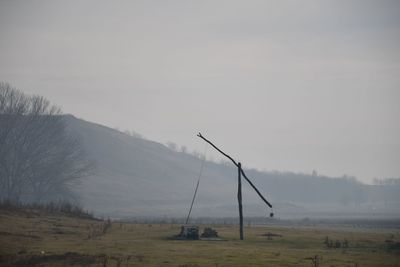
xmin=175 ymin=224 xmax=218 ymax=240
xmin=201 ymin=227 xmax=218 ymax=238
xmin=174 ymin=226 xmax=220 ymax=240
xmin=177 ymin=225 xmax=199 ymax=240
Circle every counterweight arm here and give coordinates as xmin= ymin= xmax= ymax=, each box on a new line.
xmin=197 ymin=132 xmax=272 ymax=208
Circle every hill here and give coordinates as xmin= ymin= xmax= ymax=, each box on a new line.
xmin=64 ymin=115 xmax=400 ymax=219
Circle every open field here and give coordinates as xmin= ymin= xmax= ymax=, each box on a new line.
xmin=0 ymin=210 xmax=399 ymax=266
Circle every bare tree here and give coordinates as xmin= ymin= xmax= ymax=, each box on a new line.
xmin=0 ymin=82 xmax=93 ymax=203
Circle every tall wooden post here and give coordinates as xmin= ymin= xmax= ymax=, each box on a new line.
xmin=238 ymin=162 xmax=244 ymax=240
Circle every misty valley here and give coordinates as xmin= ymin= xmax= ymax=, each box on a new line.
xmin=1 ymin=83 xmax=400 ymax=266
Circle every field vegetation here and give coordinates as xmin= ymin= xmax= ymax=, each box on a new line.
xmin=1 ymin=206 xmax=399 ymax=266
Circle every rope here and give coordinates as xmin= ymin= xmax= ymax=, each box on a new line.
xmin=185 ymin=144 xmax=207 ymax=224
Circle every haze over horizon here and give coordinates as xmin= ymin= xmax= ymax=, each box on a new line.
xmin=1 ymin=0 xmax=399 ymax=183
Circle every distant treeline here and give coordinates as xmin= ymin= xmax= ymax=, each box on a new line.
xmin=245 ymin=168 xmax=400 ymax=205
xmin=120 ymin=216 xmax=400 ymax=228
xmin=0 ymin=200 xmax=95 ymax=219
xmin=166 ymin=140 xmax=400 ymax=205
xmin=373 ymin=177 xmax=400 ymax=185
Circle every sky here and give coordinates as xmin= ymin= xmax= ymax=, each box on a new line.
xmin=1 ymin=0 xmax=399 ymax=183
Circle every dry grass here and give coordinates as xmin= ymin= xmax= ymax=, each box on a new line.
xmin=0 ymin=210 xmax=399 ymax=266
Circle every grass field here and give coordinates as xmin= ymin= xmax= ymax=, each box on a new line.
xmin=0 ymin=209 xmax=399 ymax=266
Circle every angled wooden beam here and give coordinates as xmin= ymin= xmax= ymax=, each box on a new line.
xmin=197 ymin=132 xmax=272 ymax=208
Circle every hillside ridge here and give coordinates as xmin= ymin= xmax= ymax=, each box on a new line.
xmin=63 ymin=115 xmax=400 ymax=219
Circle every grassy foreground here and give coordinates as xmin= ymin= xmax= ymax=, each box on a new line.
xmin=0 ymin=210 xmax=399 ymax=266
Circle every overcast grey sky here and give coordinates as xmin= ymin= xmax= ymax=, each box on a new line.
xmin=1 ymin=0 xmax=399 ymax=183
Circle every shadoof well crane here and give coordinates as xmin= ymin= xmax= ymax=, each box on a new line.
xmin=185 ymin=132 xmax=274 ymax=241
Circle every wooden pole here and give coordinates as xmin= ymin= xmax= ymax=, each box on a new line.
xmin=238 ymin=162 xmax=244 ymax=240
